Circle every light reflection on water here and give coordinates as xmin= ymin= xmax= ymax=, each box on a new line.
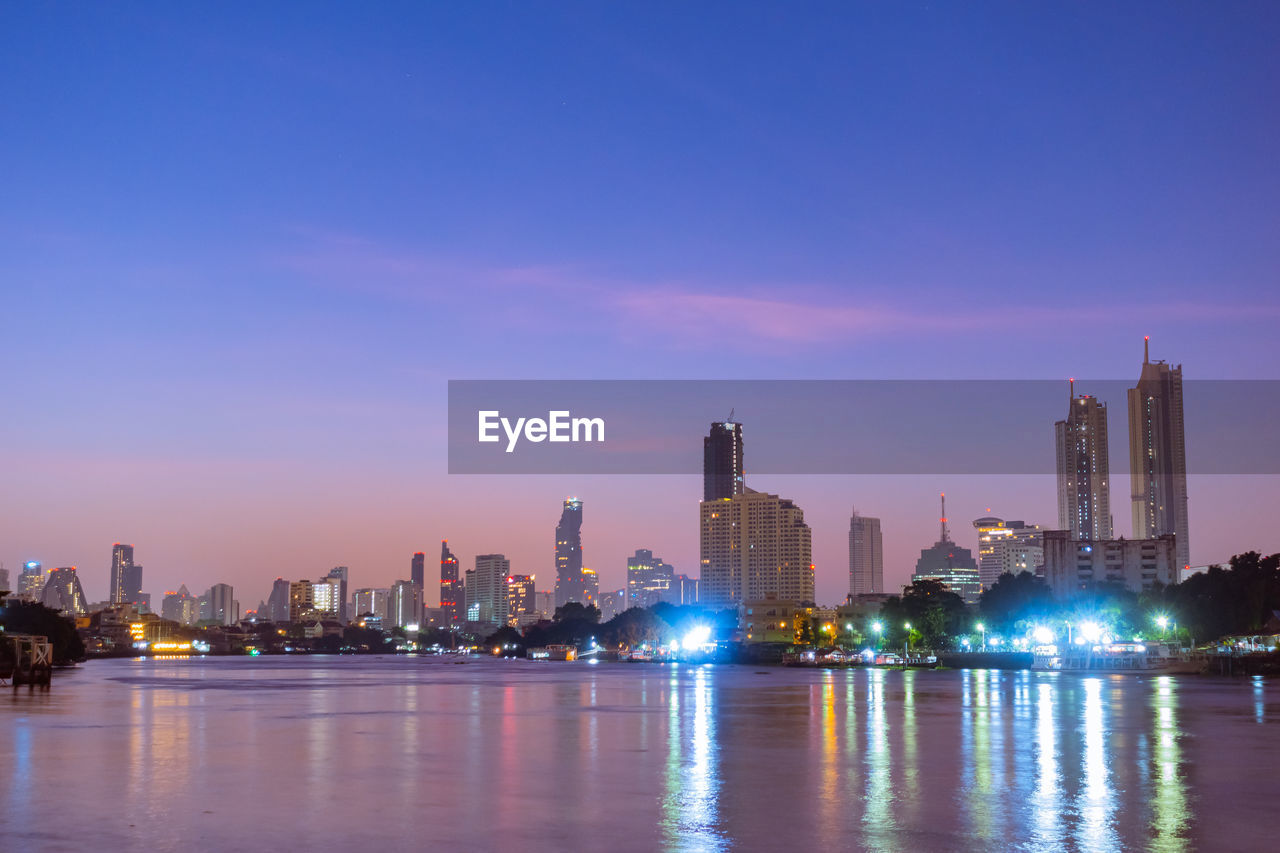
xmin=0 ymin=658 xmax=1276 ymax=851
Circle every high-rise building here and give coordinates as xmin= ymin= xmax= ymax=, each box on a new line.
xmin=672 ymin=574 xmax=699 ymax=605
xmin=972 ymin=517 xmax=1045 ymax=589
xmin=0 ymin=565 xmax=8 ymax=594
xmin=41 ymin=567 xmax=88 ymax=616
xmin=506 ymin=574 xmax=535 ymax=624
xmin=912 ymin=494 xmax=981 ymax=604
xmin=388 ymin=580 xmax=423 ymax=629
xmin=600 ymin=588 xmax=628 ymax=621
xmin=534 ymin=590 xmax=554 ymax=620
xmin=411 ymin=552 xmax=425 ymax=589
xmin=266 ymin=578 xmax=291 ymax=623
xmin=703 ymin=420 xmax=744 ymax=502
xmin=1043 ymin=530 xmax=1177 ymax=597
xmin=554 ymin=498 xmax=588 ymax=607
xmin=162 ymin=585 xmax=196 ymax=624
xmin=848 ymin=510 xmax=884 ymax=597
xmin=110 ymin=543 xmax=134 ymax=605
xmin=351 ymin=588 xmax=390 ymax=622
xmin=17 ymin=561 xmax=44 ymax=601
xmin=468 ymin=554 xmax=510 ymax=626
xmin=699 ymin=489 xmax=814 ymax=608
xmin=312 ymin=576 xmax=343 ymax=621
xmin=1128 ymin=337 xmax=1190 ymax=571
xmin=325 ymin=567 xmax=349 ymax=622
xmin=289 ymin=580 xmax=315 ymax=623
xmin=1055 ymin=383 xmax=1113 ymax=540
xmin=626 ymin=549 xmax=675 ymax=608
xmin=206 ymin=583 xmax=237 ymax=625
xmin=582 ymin=567 xmax=599 ymax=608
xmin=440 ymin=541 xmax=462 ymax=624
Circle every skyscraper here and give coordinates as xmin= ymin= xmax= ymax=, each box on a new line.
xmin=289 ymin=580 xmax=314 ymax=623
xmin=312 ymin=575 xmax=344 ymax=621
xmin=626 ymin=549 xmax=675 ymax=608
xmin=703 ymin=420 xmax=744 ymax=501
xmin=1128 ymin=337 xmax=1190 ymax=570
xmin=699 ymin=489 xmax=814 ymax=608
xmin=324 ymin=567 xmax=349 ymax=622
xmin=351 ymin=588 xmax=390 ymax=622
xmin=17 ymin=561 xmax=44 ymax=601
xmin=266 ymin=578 xmax=291 ymax=623
xmin=440 ymin=541 xmax=462 ymax=624
xmin=206 ymin=583 xmax=237 ymax=625
xmin=388 ymin=580 xmax=422 ymax=629
xmin=506 ymin=574 xmax=535 ymax=624
xmin=41 ymin=567 xmax=88 ymax=616
xmin=848 ymin=510 xmax=884 ymax=597
xmin=1055 ymin=383 xmax=1113 ymax=540
xmin=411 ymin=553 xmax=425 ymax=589
xmin=110 ymin=543 xmax=134 ymax=605
xmin=469 ymin=554 xmax=510 ymax=625
xmin=913 ymin=494 xmax=981 ymax=604
xmin=972 ymin=517 xmax=1045 ymax=589
xmin=554 ymin=498 xmax=587 ymax=607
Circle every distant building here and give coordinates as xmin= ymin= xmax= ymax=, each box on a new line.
xmin=848 ymin=510 xmax=884 ymax=596
xmin=1042 ymin=531 xmax=1177 ymax=597
xmin=440 ymin=541 xmax=462 ymax=624
xmin=581 ymin=567 xmax=599 ymax=609
xmin=351 ymin=587 xmax=390 ymax=622
xmin=626 ymin=549 xmax=675 ymax=608
xmin=110 ymin=543 xmax=134 ymax=606
xmin=739 ymin=598 xmax=804 ymax=644
xmin=912 ymin=494 xmax=981 ymax=604
xmin=468 ymin=555 xmax=510 ymax=626
xmin=506 ymin=574 xmax=535 ymax=624
xmin=41 ymin=567 xmax=88 ymax=616
xmin=17 ymin=561 xmax=44 ymax=601
xmin=266 ymin=578 xmax=291 ymax=623
xmin=388 ymin=580 xmax=423 ymax=629
xmin=554 ymin=498 xmax=589 ymax=607
xmin=1128 ymin=338 xmax=1190 ymax=571
xmin=672 ymin=574 xmax=699 ymax=606
xmin=972 ymin=517 xmax=1044 ymax=589
xmin=162 ymin=585 xmax=198 ymax=625
xmin=311 ymin=576 xmax=343 ymax=621
xmin=704 ymin=420 xmax=745 ymax=502
xmin=324 ymin=567 xmax=349 ymax=622
xmin=0 ymin=565 xmax=8 ymax=594
xmin=534 ymin=590 xmax=554 ymax=620
xmin=700 ymin=489 xmax=813 ymax=609
xmin=411 ymin=552 xmax=425 ymax=589
xmin=1055 ymin=384 xmax=1113 ymax=540
xmin=600 ymin=588 xmax=628 ymax=622
xmin=206 ymin=583 xmax=237 ymax=626
xmin=289 ymin=580 xmax=315 ymax=623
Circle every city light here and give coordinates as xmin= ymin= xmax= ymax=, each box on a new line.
xmin=1033 ymin=626 xmax=1055 ymax=645
xmin=683 ymin=625 xmax=712 ymax=650
xmin=1080 ymin=622 xmax=1103 ymax=643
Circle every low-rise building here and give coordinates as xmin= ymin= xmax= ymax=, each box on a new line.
xmin=1042 ymin=531 xmax=1177 ymax=597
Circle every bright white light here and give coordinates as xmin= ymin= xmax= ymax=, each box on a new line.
xmin=406 ymin=623 xmax=420 ymax=633
xmin=872 ymin=621 xmax=883 ymax=633
xmin=669 ymin=638 xmax=680 ymax=652
xmin=1033 ymin=626 xmax=1055 ymax=644
xmin=683 ymin=626 xmax=712 ymax=649
xmin=1080 ymin=622 xmax=1103 ymax=643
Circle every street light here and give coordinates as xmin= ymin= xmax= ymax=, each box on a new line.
xmin=872 ymin=620 xmax=883 ymax=650
xmin=976 ymin=622 xmax=986 ymax=651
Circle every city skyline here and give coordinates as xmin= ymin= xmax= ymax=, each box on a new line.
xmin=4 ymin=5 xmax=1279 ymax=606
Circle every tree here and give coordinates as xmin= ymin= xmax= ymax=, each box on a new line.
xmin=0 ymin=598 xmax=86 ymax=665
xmin=553 ymin=602 xmax=600 ymax=624
xmin=599 ymin=608 xmax=670 ymax=649
xmin=978 ymin=572 xmax=1054 ymax=635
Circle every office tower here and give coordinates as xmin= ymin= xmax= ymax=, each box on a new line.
xmin=440 ymin=541 xmax=462 ymax=624
xmin=535 ymin=590 xmax=554 ymax=620
xmin=1055 ymin=382 xmax=1113 ymax=540
xmin=912 ymin=494 xmax=981 ymax=604
xmin=848 ymin=510 xmax=884 ymax=597
xmin=122 ymin=563 xmax=143 ymax=606
xmin=1043 ymin=530 xmax=1177 ymax=597
xmin=40 ymin=567 xmax=88 ymax=616
xmin=351 ymin=588 xmax=390 ymax=622
xmin=0 ymin=565 xmax=8 ymax=594
xmin=672 ymin=574 xmax=699 ymax=605
xmin=699 ymin=489 xmax=814 ymax=608
xmin=17 ymin=561 xmax=44 ymax=601
xmin=582 ymin=567 xmax=599 ymax=607
xmin=703 ymin=419 xmax=744 ymax=501
xmin=312 ymin=576 xmax=343 ymax=621
xmin=554 ymin=498 xmax=588 ymax=607
xmin=207 ymin=583 xmax=237 ymax=625
xmin=626 ymin=549 xmax=675 ymax=608
xmin=468 ymin=554 xmax=510 ymax=626
xmin=289 ymin=580 xmax=315 ymax=623
xmin=1128 ymin=337 xmax=1191 ymax=571
xmin=162 ymin=585 xmax=191 ymax=623
xmin=973 ymin=517 xmax=1045 ymax=589
xmin=600 ymin=589 xmax=628 ymax=621
xmin=110 ymin=543 xmax=134 ymax=605
xmin=388 ymin=580 xmax=423 ymax=629
xmin=506 ymin=574 xmax=535 ymax=624
xmin=266 ymin=578 xmax=291 ymax=623
xmin=411 ymin=552 xmax=425 ymax=590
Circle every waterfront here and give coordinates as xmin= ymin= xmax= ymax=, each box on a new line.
xmin=1 ymin=658 xmax=1276 ymax=852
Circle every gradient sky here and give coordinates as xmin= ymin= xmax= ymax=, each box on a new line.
xmin=3 ymin=2 xmax=1279 ymax=608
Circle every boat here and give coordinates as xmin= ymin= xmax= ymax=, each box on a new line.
xmin=527 ymin=644 xmax=577 ymax=661
xmin=1032 ymin=641 xmax=1201 ymax=673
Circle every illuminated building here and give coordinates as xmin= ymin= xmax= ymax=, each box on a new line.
xmin=324 ymin=567 xmax=349 ymax=622
xmin=468 ymin=554 xmax=509 ymax=626
xmin=411 ymin=552 xmax=425 ymax=589
xmin=600 ymin=588 xmax=627 ymax=621
xmin=912 ymin=494 xmax=981 ymax=604
xmin=972 ymin=517 xmax=1044 ymax=589
xmin=534 ymin=590 xmax=554 ymax=620
xmin=388 ymin=580 xmax=423 ymax=628
xmin=1043 ymin=530 xmax=1177 ymax=597
xmin=1055 ymin=383 xmax=1113 ymax=540
xmin=739 ymin=597 xmax=805 ymax=644
xmin=289 ymin=580 xmax=314 ymax=623
xmin=40 ymin=566 xmax=88 ymax=616
xmin=109 ymin=543 xmax=133 ymax=605
xmin=351 ymin=587 xmax=390 ymax=622
xmin=311 ymin=576 xmax=343 ymax=621
xmin=17 ymin=561 xmax=44 ymax=601
xmin=582 ymin=567 xmax=598 ymax=608
xmin=626 ymin=549 xmax=674 ymax=608
xmin=266 ymin=578 xmax=291 ymax=623
xmin=704 ymin=419 xmax=744 ymax=501
xmin=554 ymin=498 xmax=590 ymax=608
xmin=848 ymin=510 xmax=884 ymax=596
xmin=1128 ymin=338 xmax=1190 ymax=571
xmin=440 ymin=541 xmax=462 ymax=624
xmin=672 ymin=574 xmax=699 ymax=605
xmin=699 ymin=489 xmax=814 ymax=609
xmin=506 ymin=574 xmax=535 ymax=624
xmin=161 ymin=585 xmax=198 ymax=625
xmin=206 ymin=583 xmax=237 ymax=626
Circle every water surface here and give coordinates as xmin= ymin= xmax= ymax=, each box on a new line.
xmin=1 ymin=658 xmax=1275 ymax=851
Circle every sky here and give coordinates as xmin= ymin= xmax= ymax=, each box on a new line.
xmin=3 ymin=2 xmax=1279 ymax=608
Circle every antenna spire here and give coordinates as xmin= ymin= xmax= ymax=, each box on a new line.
xmin=727 ymin=407 xmax=735 ymax=423
xmin=939 ymin=492 xmax=950 ymax=543
xmin=1144 ymin=335 xmax=1150 ymax=364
